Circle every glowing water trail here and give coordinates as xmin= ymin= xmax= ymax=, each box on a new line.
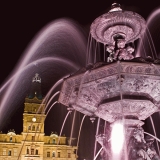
xmin=0 ymin=57 xmax=78 ymax=93
xmin=44 ymin=91 xmax=60 ymax=113
xmin=58 ymin=110 xmax=72 ymax=145
xmin=136 ymin=34 xmax=147 ymax=58
xmin=145 ymin=27 xmax=158 ymax=59
xmin=87 ymin=36 xmax=94 ymax=65
xmin=35 ymin=101 xmax=59 ymax=145
xmin=11 ymin=18 xmax=86 ymax=72
xmin=76 ymin=115 xmax=86 ymax=156
xmin=41 ymin=75 xmax=70 ymax=107
xmin=69 ymin=110 xmax=76 ymax=146
xmin=93 ymin=147 xmax=103 ymax=160
xmin=0 ymin=57 xmax=79 ymax=115
xmin=86 ymin=33 xmax=91 ymax=66
xmin=36 ymin=74 xmax=72 ymax=117
xmin=0 ymin=18 xmax=86 ymax=128
xmin=144 ymin=132 xmax=160 ymax=143
xmin=45 ymin=101 xmax=58 ymax=118
xmin=0 ymin=57 xmax=79 ymax=106
xmin=94 ymin=117 xmax=101 ymax=158
xmin=149 ymin=116 xmax=160 ymax=155
xmin=94 ymin=41 xmax=98 ymax=63
xmin=136 ymin=7 xmax=160 ymax=58
xmin=137 ymin=7 xmax=160 ymax=58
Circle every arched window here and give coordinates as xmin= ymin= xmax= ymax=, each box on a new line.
xmin=52 ymin=152 xmax=55 ymax=157
xmin=32 ymin=136 xmax=35 ymax=141
xmin=26 ymin=148 xmax=29 ymax=154
xmin=52 ymin=139 xmax=56 ymax=144
xmin=8 ymin=150 xmax=11 ymax=156
xmin=47 ymin=152 xmax=50 ymax=157
xmin=32 ymin=125 xmax=35 ymax=131
xmin=58 ymin=152 xmax=60 ymax=158
xmin=28 ymin=126 xmax=31 ymax=130
xmin=10 ymin=137 xmax=12 ymax=142
xmin=31 ymin=149 xmax=34 ymax=155
xmin=35 ymin=149 xmax=38 ymax=155
xmin=36 ymin=125 xmax=39 ymax=131
xmin=68 ymin=153 xmax=71 ymax=158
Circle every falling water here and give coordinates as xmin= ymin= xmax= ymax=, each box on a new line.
xmin=94 ymin=117 xmax=101 ymax=159
xmin=144 ymin=132 xmax=160 ymax=143
xmin=76 ymin=115 xmax=86 ymax=155
xmin=149 ymin=116 xmax=160 ymax=155
xmin=58 ymin=110 xmax=72 ymax=144
xmin=94 ymin=147 xmax=103 ymax=160
xmin=69 ymin=110 xmax=77 ymax=146
xmin=45 ymin=101 xmax=58 ymax=117
xmin=44 ymin=91 xmax=60 ymax=113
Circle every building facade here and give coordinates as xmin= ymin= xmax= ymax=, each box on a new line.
xmin=0 ymin=73 xmax=77 ymax=160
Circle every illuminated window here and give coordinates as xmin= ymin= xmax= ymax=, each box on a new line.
xmin=52 ymin=152 xmax=55 ymax=157
xmin=31 ymin=149 xmax=34 ymax=155
xmin=3 ymin=149 xmax=6 ymax=155
xmin=35 ymin=149 xmax=38 ymax=155
xmin=26 ymin=148 xmax=29 ymax=154
xmin=47 ymin=152 xmax=50 ymax=157
xmin=10 ymin=137 xmax=12 ymax=142
xmin=14 ymin=149 xmax=17 ymax=156
xmin=58 ymin=152 xmax=60 ymax=158
xmin=36 ymin=126 xmax=39 ymax=131
xmin=32 ymin=136 xmax=35 ymax=141
xmin=32 ymin=125 xmax=35 ymax=131
xmin=52 ymin=139 xmax=56 ymax=144
xmin=8 ymin=150 xmax=11 ymax=156
xmin=68 ymin=153 xmax=71 ymax=158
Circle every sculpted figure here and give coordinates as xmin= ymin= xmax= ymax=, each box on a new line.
xmin=129 ymin=127 xmax=160 ymax=160
xmin=145 ymin=135 xmax=160 ymax=160
xmin=114 ymin=39 xmax=134 ymax=60
xmin=114 ymin=39 xmax=126 ymax=60
xmin=106 ymin=45 xmax=115 ymax=62
xmin=129 ymin=127 xmax=150 ymax=160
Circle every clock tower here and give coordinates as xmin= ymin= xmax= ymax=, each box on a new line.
xmin=23 ymin=73 xmax=45 ymax=134
xmin=21 ymin=73 xmax=46 ymax=159
xmin=0 ymin=73 xmax=78 ymax=160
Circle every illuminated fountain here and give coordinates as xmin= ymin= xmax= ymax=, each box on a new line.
xmin=1 ymin=2 xmax=160 ymax=160
xmin=58 ymin=3 xmax=160 ymax=160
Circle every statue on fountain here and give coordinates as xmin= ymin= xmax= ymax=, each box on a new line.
xmin=113 ymin=39 xmax=135 ymax=61
xmin=106 ymin=39 xmax=135 ymax=62
xmin=106 ymin=44 xmax=115 ymax=62
xmin=129 ymin=127 xmax=160 ymax=160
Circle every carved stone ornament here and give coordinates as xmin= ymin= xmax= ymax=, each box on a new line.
xmin=58 ymin=61 xmax=160 ymax=123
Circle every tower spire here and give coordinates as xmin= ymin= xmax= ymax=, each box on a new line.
xmin=28 ymin=73 xmax=42 ymax=99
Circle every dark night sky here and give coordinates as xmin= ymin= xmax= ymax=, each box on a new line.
xmin=1 ymin=1 xmax=160 ymax=159
xmin=1 ymin=0 xmax=160 ymax=85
